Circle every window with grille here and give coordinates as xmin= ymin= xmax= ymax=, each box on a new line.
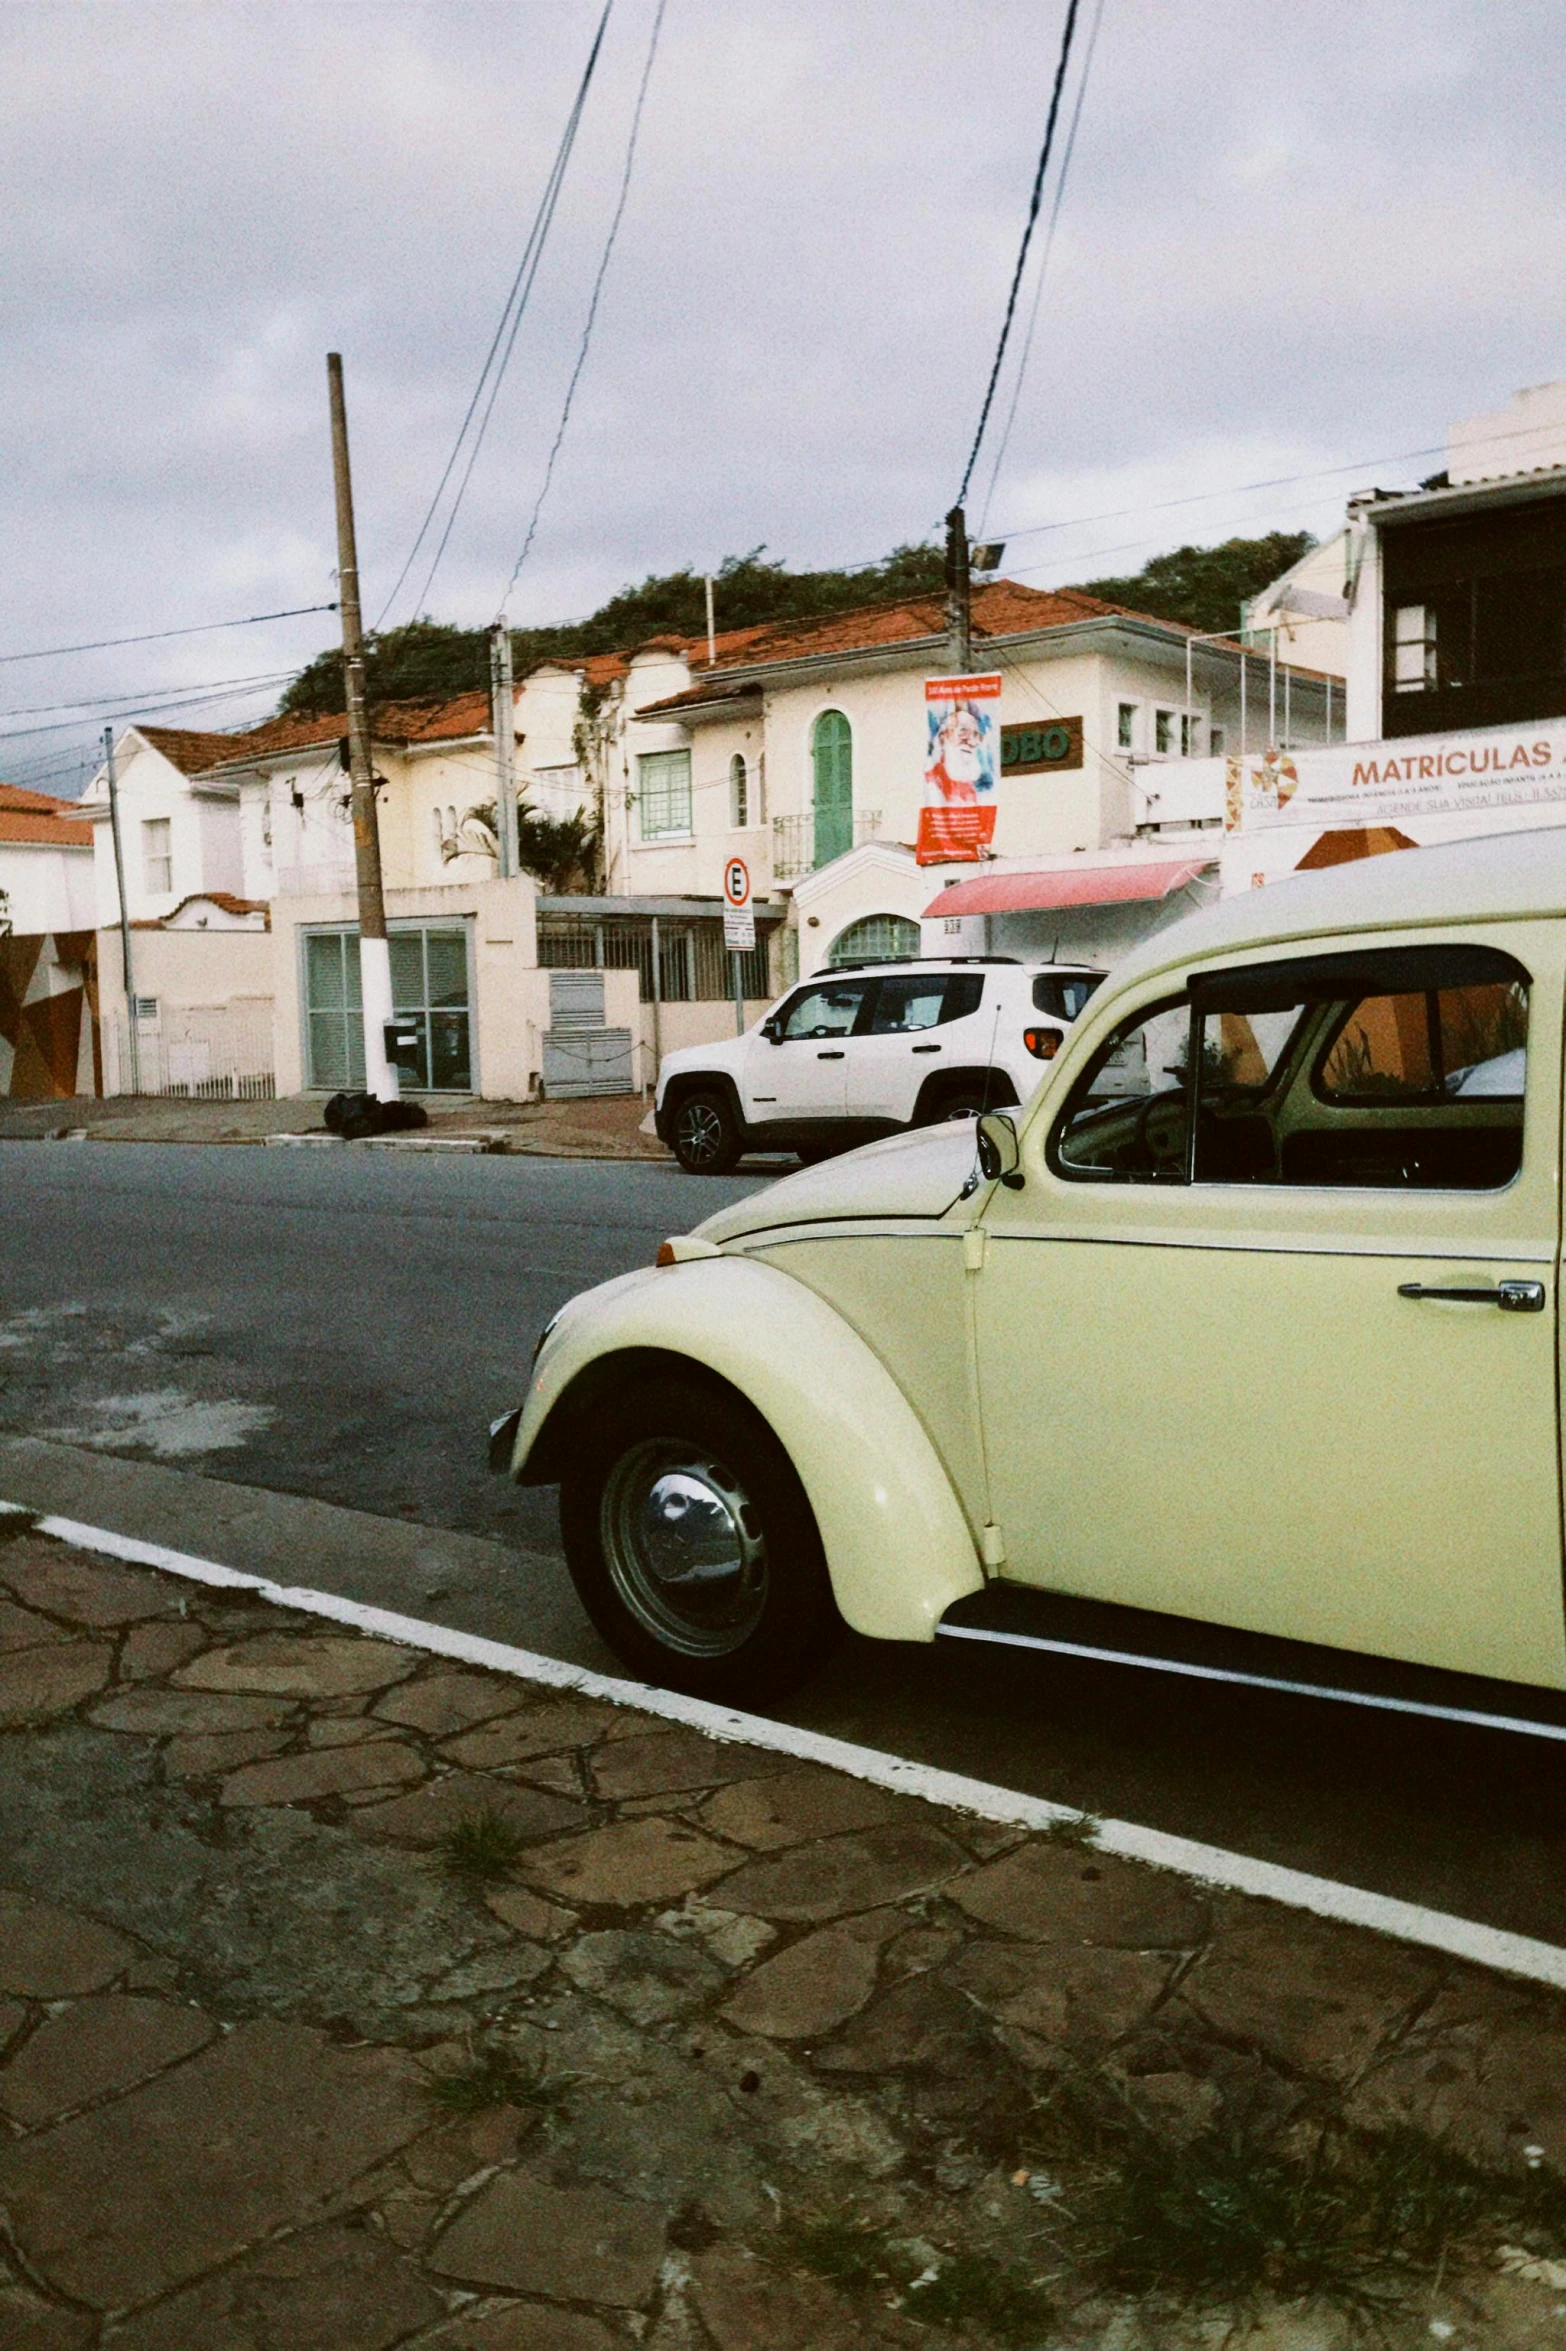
xmin=637 ymin=750 xmax=693 ymax=839
xmin=304 ymin=924 xmax=472 ymax=1092
xmin=142 ymin=818 xmax=172 ymax=895
xmin=537 ymin=915 xmax=769 ymax=1002
xmin=730 ymin=753 xmax=748 ymax=829
xmin=827 ymin=914 xmax=920 ymax=965
xmin=1117 ymin=702 xmax=1137 ymax=751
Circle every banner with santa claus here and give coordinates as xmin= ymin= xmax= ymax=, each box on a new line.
xmin=917 ymin=673 xmax=1002 ymax=864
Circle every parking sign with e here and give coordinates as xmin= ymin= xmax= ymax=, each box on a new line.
xmin=724 ymin=857 xmax=751 ymax=909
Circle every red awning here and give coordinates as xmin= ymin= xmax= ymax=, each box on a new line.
xmin=922 ymin=856 xmax=1214 ymax=919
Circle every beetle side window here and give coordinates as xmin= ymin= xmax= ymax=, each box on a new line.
xmin=1051 ymin=995 xmax=1196 ymax=1181
xmin=1050 ymin=944 xmax=1530 ymax=1191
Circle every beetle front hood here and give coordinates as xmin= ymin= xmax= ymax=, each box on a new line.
xmin=693 ymin=1120 xmax=980 ymax=1244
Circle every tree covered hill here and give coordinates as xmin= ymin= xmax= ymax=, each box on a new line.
xmin=1074 ymin=529 xmax=1316 ymax=640
xmin=277 ymin=529 xmax=1314 ymax=717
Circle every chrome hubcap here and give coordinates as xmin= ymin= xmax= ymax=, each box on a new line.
xmin=601 ymin=1442 xmax=768 ymax=1657
xmin=677 ymin=1102 xmax=723 ymax=1165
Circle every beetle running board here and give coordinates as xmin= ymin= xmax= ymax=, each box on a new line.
xmin=936 ymin=1583 xmax=1566 ymax=1745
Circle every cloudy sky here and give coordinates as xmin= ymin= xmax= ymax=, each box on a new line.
xmin=3 ymin=0 xmax=1563 ymax=793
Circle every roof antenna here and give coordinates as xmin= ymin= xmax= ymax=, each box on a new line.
xmin=963 ymin=993 xmax=1006 ymax=1197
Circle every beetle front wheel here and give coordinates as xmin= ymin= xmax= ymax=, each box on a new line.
xmin=560 ymin=1374 xmax=839 ymax=1699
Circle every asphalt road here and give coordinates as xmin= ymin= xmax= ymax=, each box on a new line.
xmin=6 ymin=1139 xmax=1566 ymax=1946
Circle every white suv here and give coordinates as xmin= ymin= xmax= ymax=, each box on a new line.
xmin=654 ymin=957 xmax=1105 ymax=1173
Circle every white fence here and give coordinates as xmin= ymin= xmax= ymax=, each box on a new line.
xmin=104 ymin=1007 xmax=276 ymax=1100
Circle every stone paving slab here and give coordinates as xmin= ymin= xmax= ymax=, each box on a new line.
xmin=4 ymin=1525 xmax=1566 ymax=2345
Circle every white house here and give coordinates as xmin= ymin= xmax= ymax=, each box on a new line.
xmin=1146 ymin=381 xmax=1566 ymax=897
xmin=596 ymin=578 xmax=1337 ymax=976
xmin=0 ymin=783 xmax=95 ymax=935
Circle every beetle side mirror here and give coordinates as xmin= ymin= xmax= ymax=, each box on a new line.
xmin=976 ymin=1111 xmax=1023 ymax=1187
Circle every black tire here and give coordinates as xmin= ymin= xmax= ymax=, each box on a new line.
xmin=671 ymin=1087 xmax=742 ymax=1175
xmin=559 ymin=1373 xmax=840 ymax=1701
xmin=926 ymin=1080 xmax=994 ymax=1123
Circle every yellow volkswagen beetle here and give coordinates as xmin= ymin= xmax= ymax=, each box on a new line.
xmin=493 ymin=829 xmax=1565 ymax=1735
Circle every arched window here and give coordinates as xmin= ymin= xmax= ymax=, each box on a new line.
xmin=811 ymin=710 xmax=852 ymax=866
xmin=828 ymin=914 xmax=920 ymax=967
xmin=729 ymin=753 xmax=748 ymax=829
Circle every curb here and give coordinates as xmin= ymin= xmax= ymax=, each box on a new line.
xmin=10 ymin=1500 xmax=1566 ymax=1995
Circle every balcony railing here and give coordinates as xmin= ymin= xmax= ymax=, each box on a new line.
xmin=770 ymin=809 xmax=885 ymax=882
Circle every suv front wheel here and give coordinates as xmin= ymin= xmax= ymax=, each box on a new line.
xmin=670 ymin=1086 xmax=742 ymax=1174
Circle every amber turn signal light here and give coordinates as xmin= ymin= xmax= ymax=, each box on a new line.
xmin=1023 ymin=1027 xmax=1062 ymax=1060
xmin=655 ymin=1241 xmax=678 ymax=1267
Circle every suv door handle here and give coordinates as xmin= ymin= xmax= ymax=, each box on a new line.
xmin=1398 ymin=1280 xmax=1546 ymax=1312
xmin=912 ymin=1043 xmax=941 ymax=1053
xmin=817 ymin=1050 xmax=845 ymax=1060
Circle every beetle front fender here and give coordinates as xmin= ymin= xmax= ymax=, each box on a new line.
xmin=510 ymin=1256 xmax=984 ymax=1643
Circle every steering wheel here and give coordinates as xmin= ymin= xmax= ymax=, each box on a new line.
xmin=1131 ymin=1087 xmax=1190 ymax=1175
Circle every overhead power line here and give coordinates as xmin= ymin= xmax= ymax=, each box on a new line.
xmin=499 ymin=0 xmax=670 ymax=614
xmin=956 ymin=0 xmax=1082 ymax=509
xmin=0 ymin=603 xmax=338 ymax=668
xmin=377 ymin=0 xmax=617 ymax=628
xmin=979 ymin=0 xmax=1106 ymax=530
xmin=0 ymin=671 xmax=296 ymax=747
xmin=991 ymin=410 xmax=1566 ymax=549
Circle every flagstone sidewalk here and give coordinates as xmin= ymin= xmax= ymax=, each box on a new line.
xmin=4 ymin=1521 xmax=1566 ymax=2349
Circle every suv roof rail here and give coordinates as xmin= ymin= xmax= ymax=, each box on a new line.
xmin=819 ymin=955 xmax=1023 ymax=972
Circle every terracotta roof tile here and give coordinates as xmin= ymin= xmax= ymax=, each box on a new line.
xmin=0 ymin=809 xmax=93 ymax=847
xmin=0 ymin=781 xmax=85 ymax=818
xmin=0 ymin=782 xmax=93 ymax=846
xmin=135 ymin=724 xmax=265 ymax=775
xmin=162 ymin=891 xmax=271 ymax=928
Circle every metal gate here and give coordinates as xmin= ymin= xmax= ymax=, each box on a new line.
xmin=541 ymin=969 xmax=633 ymax=1097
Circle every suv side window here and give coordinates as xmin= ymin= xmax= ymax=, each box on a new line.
xmin=868 ymin=973 xmax=985 ymax=1033
xmin=779 ymin=979 xmax=873 ymax=1041
xmin=1049 ymin=944 xmax=1530 ymax=1190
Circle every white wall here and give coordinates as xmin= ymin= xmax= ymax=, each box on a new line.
xmin=270 ymin=874 xmax=541 ymax=1101
xmin=1343 ymin=514 xmax=1385 ymax=743
xmin=0 ymin=842 xmax=95 ymax=933
xmin=1450 ymin=381 xmax=1566 ymax=482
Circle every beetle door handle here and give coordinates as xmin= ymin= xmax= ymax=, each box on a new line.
xmin=912 ymin=1043 xmax=941 ymax=1054
xmin=1398 ymin=1280 xmax=1546 ymax=1312
xmin=817 ymin=1049 xmax=845 ymax=1060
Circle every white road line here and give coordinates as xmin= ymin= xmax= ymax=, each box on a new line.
xmin=18 ymin=1501 xmax=1566 ymax=1994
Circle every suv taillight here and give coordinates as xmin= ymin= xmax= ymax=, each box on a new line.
xmin=1023 ymin=1026 xmax=1062 ymax=1060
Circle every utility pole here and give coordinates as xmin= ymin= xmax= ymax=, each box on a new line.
xmin=490 ymin=621 xmax=520 ymax=877
xmin=102 ymin=725 xmax=140 ymax=1096
xmin=703 ymin=574 xmax=716 ymax=666
xmin=944 ymin=505 xmax=971 ymax=674
xmin=326 ymin=352 xmax=398 ymax=1104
